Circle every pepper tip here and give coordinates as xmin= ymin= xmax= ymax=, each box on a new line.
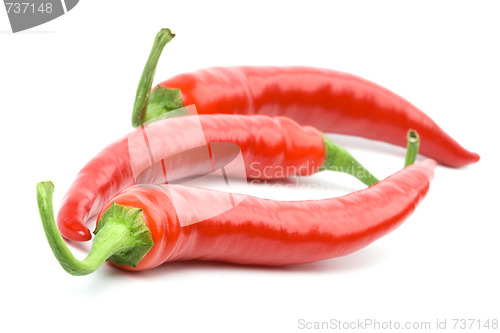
xmin=60 ymin=222 xmax=92 ymax=242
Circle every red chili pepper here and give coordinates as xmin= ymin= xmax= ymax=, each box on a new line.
xmin=132 ymin=29 xmax=478 ymax=168
xmin=37 ymin=138 xmax=435 ymax=275
xmin=57 ymin=114 xmax=378 ymax=242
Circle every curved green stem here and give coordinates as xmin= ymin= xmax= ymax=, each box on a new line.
xmin=132 ymin=28 xmax=176 ymax=128
xmin=404 ymin=129 xmax=420 ymax=167
xmin=322 ymin=135 xmax=379 ymax=186
xmin=37 ymin=182 xmax=153 ymax=276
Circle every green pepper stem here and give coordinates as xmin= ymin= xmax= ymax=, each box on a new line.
xmin=322 ymin=135 xmax=379 ymax=186
xmin=141 ymin=85 xmax=185 ymax=125
xmin=404 ymin=130 xmax=420 ymax=167
xmin=132 ymin=28 xmax=176 ymax=128
xmin=37 ymin=182 xmax=153 ymax=276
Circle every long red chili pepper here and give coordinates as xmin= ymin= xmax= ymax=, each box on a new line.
xmin=132 ymin=29 xmax=478 ymax=168
xmin=37 ymin=135 xmax=435 ymax=275
xmin=57 ymin=114 xmax=378 ymax=242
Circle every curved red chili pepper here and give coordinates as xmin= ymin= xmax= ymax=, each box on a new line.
xmin=57 ymin=114 xmax=377 ymax=242
xmin=151 ymin=67 xmax=477 ymax=168
xmin=132 ymin=29 xmax=479 ymax=168
xmin=36 ymin=159 xmax=436 ymax=275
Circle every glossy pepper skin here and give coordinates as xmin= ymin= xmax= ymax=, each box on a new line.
xmin=153 ymin=66 xmax=478 ymax=167
xmin=97 ymin=159 xmax=436 ymax=271
xmin=58 ymin=114 xmax=375 ymax=242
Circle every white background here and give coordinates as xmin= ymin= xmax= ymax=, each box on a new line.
xmin=1 ymin=1 xmax=498 ymax=332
